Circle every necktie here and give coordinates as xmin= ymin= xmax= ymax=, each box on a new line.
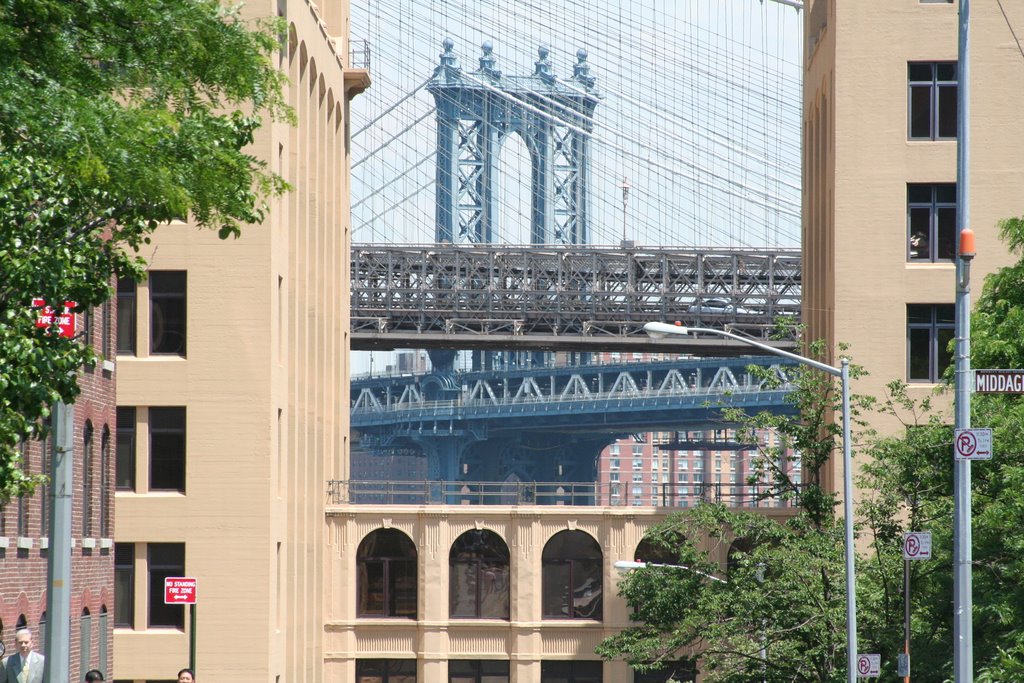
xmin=19 ymin=658 xmax=29 ymax=683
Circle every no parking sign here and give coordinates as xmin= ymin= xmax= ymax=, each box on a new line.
xmin=903 ymin=532 xmax=932 ymax=561
xmin=857 ymin=654 xmax=880 ymax=677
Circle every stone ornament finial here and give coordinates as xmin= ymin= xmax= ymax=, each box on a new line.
xmin=433 ymin=37 xmax=461 ymax=80
xmin=478 ymin=40 xmax=502 ymax=80
xmin=572 ymin=47 xmax=596 ymax=89
xmin=534 ymin=44 xmax=556 ymax=84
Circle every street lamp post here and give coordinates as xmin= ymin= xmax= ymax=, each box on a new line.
xmin=643 ymin=322 xmax=858 ymax=683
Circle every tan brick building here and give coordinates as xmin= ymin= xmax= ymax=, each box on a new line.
xmin=802 ymin=0 xmax=1024 ymax=492
xmin=111 ymin=1 xmax=368 ymax=681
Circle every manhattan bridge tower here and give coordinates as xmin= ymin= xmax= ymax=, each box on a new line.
xmin=427 ymin=38 xmax=601 ymax=246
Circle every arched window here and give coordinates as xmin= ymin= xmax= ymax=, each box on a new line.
xmin=727 ymin=538 xmax=755 ymax=579
xmin=449 ymin=529 xmax=510 ymax=619
xmin=98 ymin=605 xmax=108 ymax=677
xmin=357 ymin=529 xmax=417 ymax=618
xmin=100 ymin=426 xmax=111 ymax=537
xmin=38 ymin=611 xmax=46 ymax=650
xmin=80 ymin=607 xmax=92 ymax=673
xmin=541 ymin=530 xmax=602 ymax=620
xmin=83 ymin=421 xmax=94 ymax=537
xmin=633 ymin=531 xmax=686 ymax=566
xmin=15 ymin=614 xmax=27 ymax=630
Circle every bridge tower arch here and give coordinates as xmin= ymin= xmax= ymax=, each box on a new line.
xmin=427 ymin=39 xmax=601 ymax=245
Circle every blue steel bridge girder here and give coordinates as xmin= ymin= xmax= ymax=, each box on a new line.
xmin=427 ymin=39 xmax=600 ymax=246
xmin=351 ymin=357 xmax=798 ymax=485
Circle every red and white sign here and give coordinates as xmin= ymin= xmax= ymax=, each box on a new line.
xmin=164 ymin=577 xmax=198 ymax=604
xmin=903 ymin=532 xmax=932 ymax=560
xmin=954 ymin=428 xmax=993 ymax=461
xmin=32 ymin=298 xmax=77 ymax=339
xmin=856 ymin=654 xmax=881 ymax=678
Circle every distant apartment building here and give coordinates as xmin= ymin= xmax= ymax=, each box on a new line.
xmin=596 ymin=429 xmax=801 ymax=509
xmin=0 ymin=301 xmax=117 ymax=680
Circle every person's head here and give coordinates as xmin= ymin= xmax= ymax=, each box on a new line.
xmin=14 ymin=628 xmax=32 ymax=656
xmin=177 ymin=668 xmax=194 ymax=683
xmin=84 ymin=670 xmax=105 ymax=682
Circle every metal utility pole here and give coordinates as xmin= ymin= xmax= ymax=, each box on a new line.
xmin=953 ymin=0 xmax=973 ymax=681
xmin=43 ymin=401 xmax=74 ymax=683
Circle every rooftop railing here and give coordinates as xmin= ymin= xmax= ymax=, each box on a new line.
xmin=326 ymin=479 xmax=800 ymax=508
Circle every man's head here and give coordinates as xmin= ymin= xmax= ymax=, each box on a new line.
xmin=84 ymin=670 xmax=105 ymax=682
xmin=177 ymin=668 xmax=194 ymax=683
xmin=14 ymin=629 xmax=32 ymax=657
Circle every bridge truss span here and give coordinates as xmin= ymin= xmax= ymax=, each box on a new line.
xmin=352 ymin=243 xmax=801 ymax=350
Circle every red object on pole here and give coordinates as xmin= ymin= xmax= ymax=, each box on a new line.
xmin=959 ymin=227 xmax=976 ymax=258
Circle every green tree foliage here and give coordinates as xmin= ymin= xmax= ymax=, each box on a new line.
xmin=0 ymin=0 xmax=290 ymax=500
xmin=598 ymin=345 xmax=872 ymax=682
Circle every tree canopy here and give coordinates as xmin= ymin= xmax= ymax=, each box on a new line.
xmin=598 ymin=345 xmax=871 ymax=682
xmin=600 ymin=216 xmax=1024 ymax=682
xmin=0 ymin=0 xmax=289 ymax=500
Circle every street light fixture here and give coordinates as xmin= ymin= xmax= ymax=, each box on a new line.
xmin=643 ymin=321 xmax=858 ymax=683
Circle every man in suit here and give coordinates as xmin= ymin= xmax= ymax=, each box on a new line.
xmin=4 ymin=628 xmax=43 ymax=683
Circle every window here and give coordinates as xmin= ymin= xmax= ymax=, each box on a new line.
xmin=693 ymin=473 xmax=703 ymax=483
xmin=542 ymin=530 xmax=602 ymax=620
xmin=632 ymin=445 xmax=643 ymax=456
xmin=678 ymin=473 xmax=688 ymax=483
xmin=694 ymin=460 xmax=703 ymax=471
xmin=609 ymin=445 xmax=620 ymax=456
xmin=102 ymin=300 xmax=113 ymax=361
xmin=677 ymin=460 xmax=688 ymax=470
xmin=908 ymin=184 xmax=956 ymax=261
xmin=908 ymin=62 xmax=957 ymax=140
xmin=98 ymin=607 xmax=108 ymax=678
xmin=149 ymin=271 xmax=187 ymax=355
xmin=356 ymin=659 xmax=416 ymax=683
xmin=116 ymin=278 xmax=137 ymax=355
xmin=632 ymin=474 xmax=642 ymax=483
xmin=150 ymin=407 xmax=186 ymax=492
xmin=609 ymin=473 xmax=619 ymax=482
xmin=80 ymin=608 xmax=92 ymax=673
xmin=148 ymin=543 xmax=185 ymax=628
xmin=114 ymin=543 xmax=134 ymax=628
xmin=116 ymin=407 xmax=136 ymax=491
xmin=16 ymin=442 xmax=28 ymax=537
xmin=449 ymin=660 xmax=509 ymax=683
xmin=541 ymin=661 xmax=602 ymax=683
xmin=908 ymin=304 xmax=955 ymax=382
xmin=357 ymin=529 xmax=417 ymax=618
xmin=83 ymin=421 xmax=94 ymax=537
xmin=40 ymin=432 xmax=50 ymax=536
xmin=632 ymin=458 xmax=643 ymax=471
xmin=609 ymin=458 xmax=619 ymax=470
xmin=100 ymin=427 xmax=111 ymax=537
xmin=449 ymin=530 xmax=510 ymax=619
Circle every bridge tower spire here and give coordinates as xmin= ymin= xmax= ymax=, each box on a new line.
xmin=427 ymin=39 xmax=601 ymax=245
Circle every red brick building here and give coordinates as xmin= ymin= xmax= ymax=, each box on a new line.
xmin=0 ymin=300 xmax=117 ymax=681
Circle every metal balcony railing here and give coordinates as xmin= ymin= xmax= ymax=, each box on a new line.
xmin=326 ymin=480 xmax=801 ymax=508
xmin=350 ymin=39 xmax=371 ymax=70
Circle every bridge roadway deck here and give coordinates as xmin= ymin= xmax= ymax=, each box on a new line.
xmin=352 ymin=244 xmax=801 ymax=353
xmin=351 ymin=356 xmax=798 ymax=437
